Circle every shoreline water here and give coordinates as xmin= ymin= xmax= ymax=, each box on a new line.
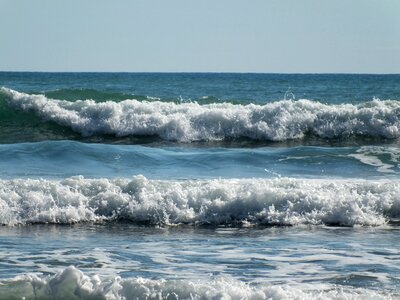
xmin=0 ymin=224 xmax=399 ymax=299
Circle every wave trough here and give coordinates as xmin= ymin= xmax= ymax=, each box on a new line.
xmin=2 ymin=88 xmax=400 ymax=142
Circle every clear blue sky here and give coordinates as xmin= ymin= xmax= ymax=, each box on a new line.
xmin=1 ymin=0 xmax=399 ymax=73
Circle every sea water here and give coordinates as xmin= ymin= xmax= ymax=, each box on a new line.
xmin=0 ymin=72 xmax=400 ymax=299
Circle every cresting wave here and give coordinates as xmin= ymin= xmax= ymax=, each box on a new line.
xmin=0 ymin=266 xmax=394 ymax=300
xmin=0 ymin=267 xmax=396 ymax=300
xmin=1 ymin=176 xmax=399 ymax=226
xmin=2 ymin=87 xmax=400 ymax=142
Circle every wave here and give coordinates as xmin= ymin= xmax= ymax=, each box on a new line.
xmin=0 ymin=266 xmax=394 ymax=300
xmin=43 ymin=88 xmax=223 ymax=104
xmin=1 ymin=176 xmax=399 ymax=226
xmin=44 ymin=88 xmax=146 ymax=102
xmin=1 ymin=87 xmax=400 ymax=143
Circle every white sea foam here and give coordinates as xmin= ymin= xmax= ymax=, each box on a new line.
xmin=2 ymin=87 xmax=400 ymax=142
xmin=0 ymin=266 xmax=394 ymax=300
xmin=349 ymin=146 xmax=400 ymax=173
xmin=0 ymin=176 xmax=399 ymax=226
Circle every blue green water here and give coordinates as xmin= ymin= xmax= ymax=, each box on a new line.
xmin=0 ymin=72 xmax=399 ymax=299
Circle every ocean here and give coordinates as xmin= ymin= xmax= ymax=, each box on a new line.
xmin=0 ymin=72 xmax=399 ymax=299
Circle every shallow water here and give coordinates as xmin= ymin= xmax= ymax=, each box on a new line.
xmin=0 ymin=225 xmax=399 ymax=299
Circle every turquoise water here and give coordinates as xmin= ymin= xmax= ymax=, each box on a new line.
xmin=0 ymin=72 xmax=400 ymax=299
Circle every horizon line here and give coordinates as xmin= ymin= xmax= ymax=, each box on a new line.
xmin=0 ymin=70 xmax=399 ymax=75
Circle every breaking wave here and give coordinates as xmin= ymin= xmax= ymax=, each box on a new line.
xmin=0 ymin=266 xmax=394 ymax=300
xmin=1 ymin=87 xmax=400 ymax=142
xmin=1 ymin=176 xmax=399 ymax=226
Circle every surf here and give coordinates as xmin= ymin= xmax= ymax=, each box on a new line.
xmin=1 ymin=176 xmax=399 ymax=226
xmin=1 ymin=87 xmax=400 ymax=143
xmin=0 ymin=266 xmax=393 ymax=300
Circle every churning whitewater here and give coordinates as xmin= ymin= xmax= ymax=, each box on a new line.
xmin=0 ymin=266 xmax=393 ymax=300
xmin=1 ymin=176 xmax=399 ymax=226
xmin=2 ymin=87 xmax=400 ymax=142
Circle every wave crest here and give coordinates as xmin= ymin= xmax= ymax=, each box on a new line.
xmin=1 ymin=176 xmax=399 ymax=226
xmin=2 ymin=88 xmax=400 ymax=142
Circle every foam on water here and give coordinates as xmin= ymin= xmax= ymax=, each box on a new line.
xmin=348 ymin=146 xmax=400 ymax=173
xmin=2 ymin=88 xmax=400 ymax=142
xmin=1 ymin=176 xmax=399 ymax=226
xmin=0 ymin=266 xmax=394 ymax=300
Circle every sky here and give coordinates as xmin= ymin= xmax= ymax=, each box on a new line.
xmin=0 ymin=0 xmax=399 ymax=73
